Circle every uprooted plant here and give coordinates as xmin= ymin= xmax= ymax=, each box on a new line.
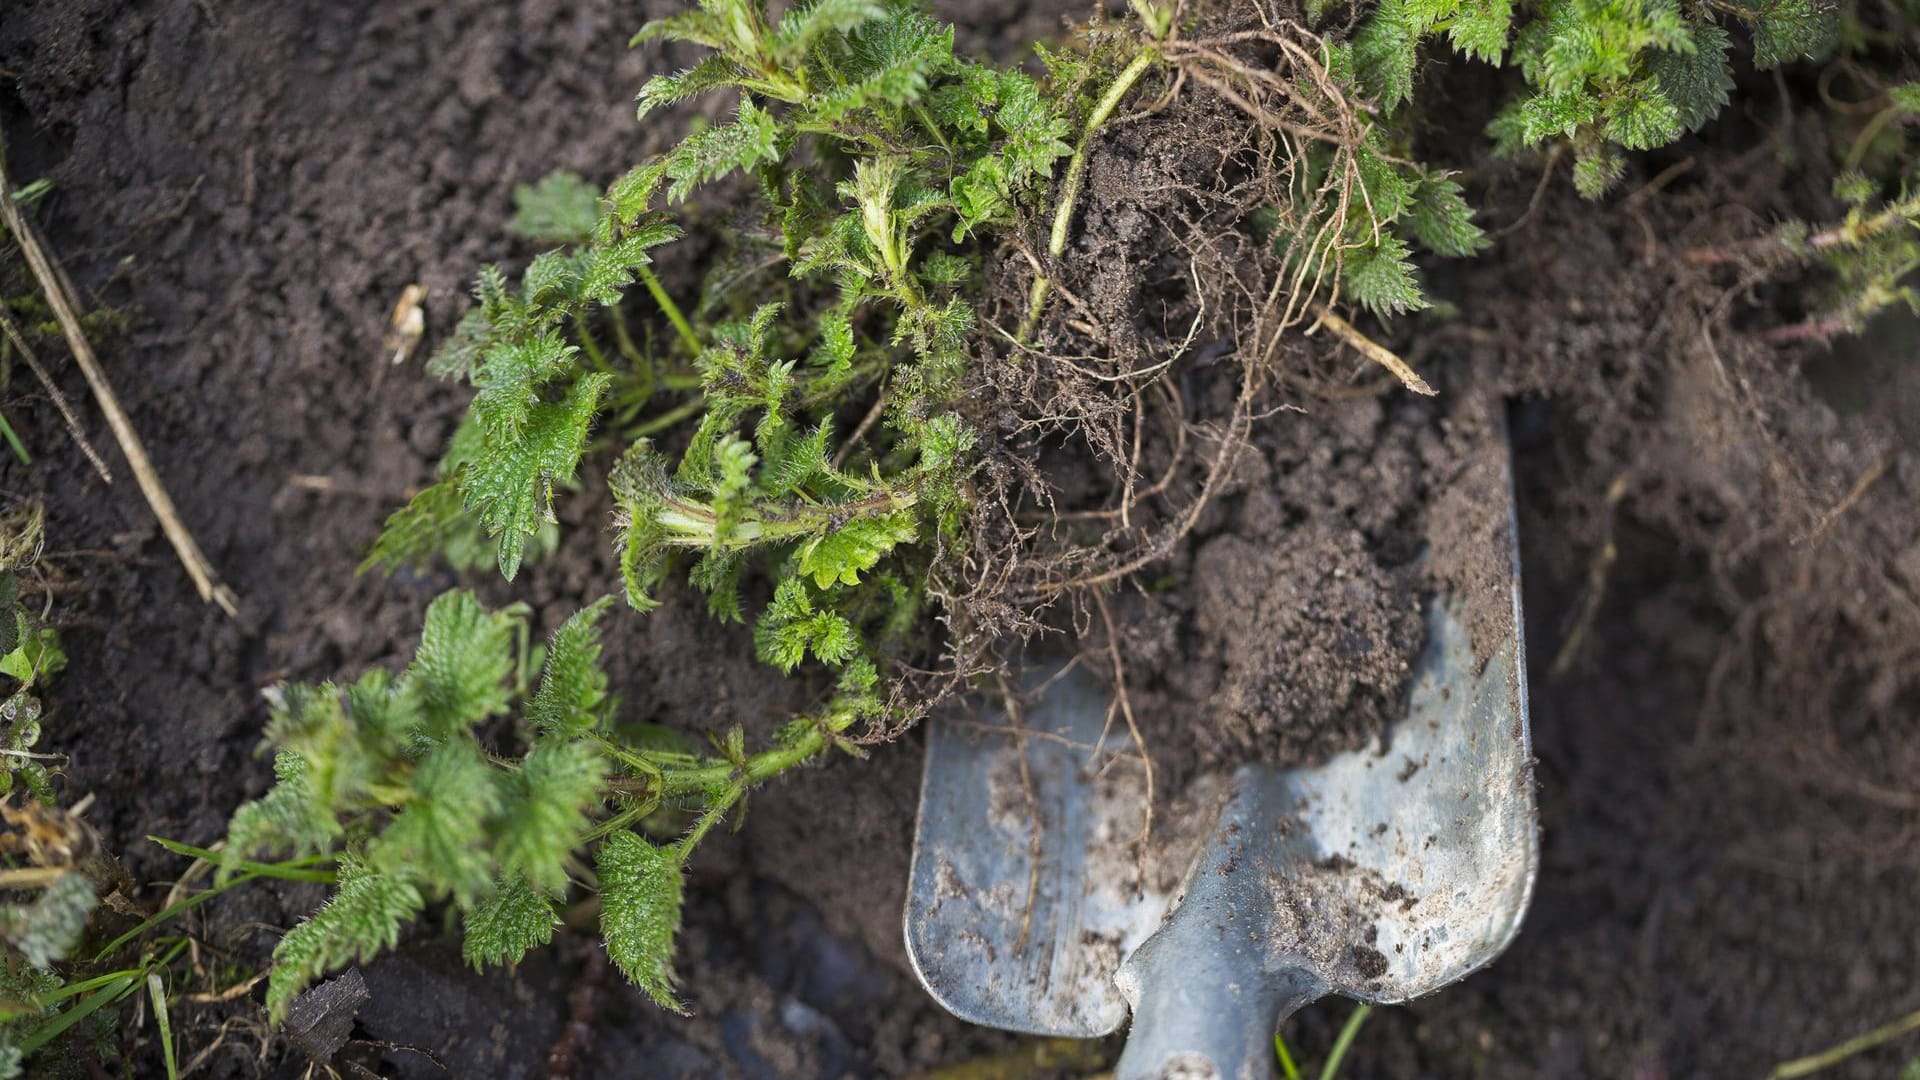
xmin=212 ymin=0 xmax=1885 ymax=1019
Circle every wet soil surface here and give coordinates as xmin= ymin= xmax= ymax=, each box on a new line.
xmin=2 ymin=0 xmax=1917 ymax=1077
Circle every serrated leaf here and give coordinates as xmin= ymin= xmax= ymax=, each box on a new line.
xmin=399 ymin=591 xmax=518 ymax=738
xmin=1448 ymin=0 xmax=1513 ymax=63
xmin=598 ymin=831 xmax=685 ymax=1013
xmin=1649 ymin=22 xmax=1733 ymax=132
xmin=1354 ymin=0 xmax=1420 ymax=111
xmin=268 ymin=857 xmax=423 ymax=1023
xmin=796 ymin=510 xmax=918 ymax=588
xmin=370 ymin=740 xmax=500 ymax=903
xmin=223 ymin=751 xmax=342 ymax=876
xmin=510 ymin=172 xmax=601 ymax=246
xmin=1406 ymin=173 xmax=1486 ymax=257
xmin=495 ymin=740 xmax=607 ymax=895
xmin=1571 ymin=143 xmax=1627 ymax=197
xmin=637 ymin=55 xmax=746 ymax=120
xmin=463 ymin=371 xmax=612 ymax=580
xmin=526 ymin=600 xmax=613 ymax=737
xmin=775 ymin=0 xmax=886 ymax=60
xmin=1343 ymin=233 xmax=1430 ymax=316
xmin=1603 ymin=78 xmax=1683 ymax=150
xmin=462 ymin=874 xmax=558 ymax=971
xmin=664 ymin=102 xmax=782 ymax=204
xmin=1746 ymin=0 xmax=1839 ymax=69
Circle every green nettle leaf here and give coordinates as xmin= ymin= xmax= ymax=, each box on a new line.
xmin=754 ymin=576 xmax=869 ymax=671
xmin=1890 ymin=83 xmax=1920 ymax=116
xmin=1516 ymin=89 xmax=1603 ymax=145
xmin=1603 ymin=78 xmax=1683 ymax=150
xmin=0 ymin=872 xmax=96 ymax=969
xmin=1448 ymin=0 xmax=1514 ymax=63
xmin=401 ymin=591 xmax=518 ymax=738
xmin=1354 ymin=0 xmax=1420 ymax=111
xmin=1343 ymin=233 xmax=1430 ymax=316
xmin=495 ymin=740 xmax=608 ymax=895
xmin=510 ymin=171 xmax=602 ymax=246
xmin=526 ymin=599 xmax=614 ymax=737
xmin=1745 ymin=0 xmax=1839 ymax=70
xmin=1406 ymin=173 xmax=1487 ymax=258
xmin=1649 ymin=22 xmax=1733 ymax=132
xmin=775 ymin=0 xmax=887 ymax=60
xmin=462 ymin=874 xmax=558 ymax=971
xmin=636 ymin=54 xmax=746 ymax=120
xmin=598 ymin=831 xmax=686 ymax=1013
xmin=1572 ymin=143 xmax=1627 ymax=198
xmin=463 ymin=371 xmax=613 ymax=580
xmin=222 ymin=751 xmax=341 ymax=873
xmin=371 ymin=741 xmax=501 ymax=903
xmin=796 ymin=511 xmax=918 ymax=589
xmin=362 ymin=478 xmax=469 ymax=573
xmin=663 ymin=101 xmax=782 ymax=203
xmin=268 ymin=857 xmax=424 ymax=1022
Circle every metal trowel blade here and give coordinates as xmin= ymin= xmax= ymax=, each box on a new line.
xmin=904 ymin=435 xmax=1534 ymax=1052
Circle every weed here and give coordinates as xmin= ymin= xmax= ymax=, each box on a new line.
xmin=1351 ymin=0 xmax=1840 ymax=196
xmin=1275 ymin=1002 xmax=1374 ymax=1080
xmin=235 ymin=0 xmax=1889 ymax=1023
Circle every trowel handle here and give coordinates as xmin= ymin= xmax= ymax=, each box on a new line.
xmin=1115 ymin=957 xmax=1326 ymax=1080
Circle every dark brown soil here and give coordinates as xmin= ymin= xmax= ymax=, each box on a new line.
xmin=965 ymin=61 xmax=1518 ymax=789
xmin=2 ymin=1 xmax=1917 ymax=1079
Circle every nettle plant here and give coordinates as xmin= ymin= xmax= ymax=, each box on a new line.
xmin=229 ymin=0 xmax=1105 ymax=1016
xmin=1351 ymin=0 xmax=1840 ymax=195
xmin=221 ymin=0 xmax=1877 ymax=1021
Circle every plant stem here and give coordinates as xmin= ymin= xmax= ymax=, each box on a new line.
xmin=574 ymin=313 xmax=609 ymax=372
xmin=1274 ymin=1033 xmax=1303 ymax=1080
xmin=655 ymin=720 xmax=843 ymax=796
xmin=1767 ymin=1006 xmax=1920 ymax=1079
xmin=1318 ymin=1003 xmax=1373 ymax=1080
xmin=1021 ymin=47 xmax=1159 ymax=342
xmin=638 ymin=266 xmax=701 ymax=355
xmin=627 ymin=396 xmax=706 ymax=438
xmin=146 ymin=838 xmax=337 ymax=882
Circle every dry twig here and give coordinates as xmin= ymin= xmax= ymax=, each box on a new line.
xmin=0 ymin=309 xmax=111 ymax=482
xmin=0 ymin=138 xmax=237 ymax=616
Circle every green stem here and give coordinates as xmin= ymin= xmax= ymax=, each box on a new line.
xmin=673 ymin=789 xmax=737 ymax=863
xmin=609 ymin=307 xmax=655 ymax=412
xmin=627 ymin=396 xmax=706 ymax=438
xmin=1318 ymin=1003 xmax=1373 ymax=1080
xmin=1767 ymin=1006 xmax=1920 ymax=1079
xmin=18 ymin=940 xmax=191 ymax=1054
xmin=574 ymin=313 xmax=609 ymax=372
xmin=146 ymin=837 xmax=336 ymax=882
xmin=638 ymin=266 xmax=701 ymax=356
xmin=912 ymin=101 xmax=955 ymax=156
xmin=1274 ymin=1034 xmax=1303 ymax=1080
xmin=658 ymin=722 xmax=839 ymax=796
xmin=610 ymin=306 xmax=647 ymax=364
xmin=1021 ymin=47 xmax=1159 ymax=342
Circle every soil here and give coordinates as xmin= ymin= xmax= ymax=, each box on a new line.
xmin=967 ymin=65 xmax=1520 ymax=790
xmin=1 ymin=1 xmax=1917 ymax=1079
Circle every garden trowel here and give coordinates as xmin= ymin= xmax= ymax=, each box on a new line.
xmin=904 ymin=438 xmax=1534 ymax=1079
